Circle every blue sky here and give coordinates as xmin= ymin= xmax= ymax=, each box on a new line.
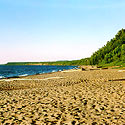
xmin=0 ymin=0 xmax=125 ymax=64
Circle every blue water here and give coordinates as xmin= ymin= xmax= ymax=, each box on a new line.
xmin=0 ymin=65 xmax=78 ymax=79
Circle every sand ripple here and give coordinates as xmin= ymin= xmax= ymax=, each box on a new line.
xmin=0 ymin=69 xmax=124 ymax=124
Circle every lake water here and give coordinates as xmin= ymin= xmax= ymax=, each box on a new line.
xmin=0 ymin=65 xmax=77 ymax=79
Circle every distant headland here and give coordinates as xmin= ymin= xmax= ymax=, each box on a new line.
xmin=5 ymin=29 xmax=125 ymax=69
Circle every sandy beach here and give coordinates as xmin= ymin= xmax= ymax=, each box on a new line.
xmin=0 ymin=69 xmax=124 ymax=124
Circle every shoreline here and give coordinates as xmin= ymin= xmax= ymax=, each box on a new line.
xmin=0 ymin=65 xmax=78 ymax=80
xmin=0 ymin=69 xmax=80 ymax=83
xmin=0 ymin=68 xmax=124 ymax=124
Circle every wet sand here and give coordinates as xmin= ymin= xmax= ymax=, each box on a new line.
xmin=0 ymin=69 xmax=124 ymax=124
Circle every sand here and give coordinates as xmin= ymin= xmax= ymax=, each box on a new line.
xmin=0 ymin=69 xmax=124 ymax=124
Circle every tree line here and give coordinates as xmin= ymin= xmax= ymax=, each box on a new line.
xmin=6 ymin=29 xmax=125 ymax=66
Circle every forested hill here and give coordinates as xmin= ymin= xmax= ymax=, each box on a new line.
xmin=6 ymin=29 xmax=125 ymax=66
xmin=79 ymin=29 xmax=125 ymax=66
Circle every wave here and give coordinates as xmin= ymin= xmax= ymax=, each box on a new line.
xmin=0 ymin=76 xmax=5 ymax=79
xmin=52 ymin=70 xmax=57 ymax=72
xmin=19 ymin=74 xmax=28 ymax=77
xmin=39 ymin=72 xmax=45 ymax=74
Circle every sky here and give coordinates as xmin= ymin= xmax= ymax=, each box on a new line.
xmin=0 ymin=0 xmax=125 ymax=64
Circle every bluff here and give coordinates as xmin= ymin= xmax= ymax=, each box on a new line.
xmin=6 ymin=29 xmax=125 ymax=67
xmin=79 ymin=29 xmax=125 ymax=66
